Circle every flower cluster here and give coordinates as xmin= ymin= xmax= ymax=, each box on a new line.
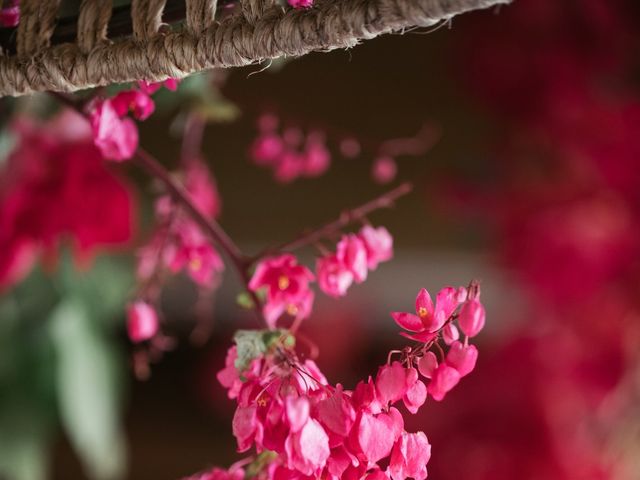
xmin=0 ymin=111 xmax=134 ymax=290
xmin=214 ymin=283 xmax=484 ymax=480
xmin=128 ymin=159 xmax=223 ymax=343
xmin=250 ymin=114 xmax=439 ymax=187
xmin=316 ymin=226 xmax=393 ymax=298
xmin=250 ymin=114 xmax=330 ymax=183
xmin=88 ymin=79 xmax=178 ymax=161
xmin=249 ymin=225 xmax=392 ymax=328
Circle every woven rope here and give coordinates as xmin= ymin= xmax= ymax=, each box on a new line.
xmin=0 ymin=0 xmax=511 ymax=97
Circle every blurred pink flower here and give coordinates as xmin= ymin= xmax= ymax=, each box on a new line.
xmin=127 ymin=301 xmax=159 ymax=343
xmin=249 ymin=254 xmax=315 ymax=328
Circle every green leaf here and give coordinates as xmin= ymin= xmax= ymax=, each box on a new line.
xmin=236 ymin=291 xmax=255 ymax=309
xmin=232 ymin=329 xmax=294 ymax=372
xmin=49 ymin=299 xmax=127 ymax=480
xmin=0 ymin=408 xmax=49 ymax=480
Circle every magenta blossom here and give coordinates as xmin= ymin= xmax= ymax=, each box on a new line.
xmin=359 ymin=225 xmax=393 ymax=270
xmin=458 ymin=298 xmax=486 ymax=337
xmin=249 ymin=254 xmax=315 ymax=328
xmin=336 ymin=234 xmax=368 ymax=283
xmin=392 ymin=287 xmax=460 ymax=341
xmin=388 ymin=431 xmax=431 ymax=480
xmin=127 ymin=301 xmax=159 ymax=343
xmin=111 ymin=89 xmax=155 ymax=121
xmin=89 ymin=99 xmax=138 ymax=161
xmin=316 ymin=254 xmax=354 ymax=298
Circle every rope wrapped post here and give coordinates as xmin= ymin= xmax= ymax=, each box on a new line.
xmin=185 ymin=0 xmax=217 ymax=34
xmin=0 ymin=0 xmax=512 ymax=97
xmin=131 ymin=0 xmax=167 ymax=41
xmin=16 ymin=0 xmax=61 ymax=56
xmin=77 ymin=0 xmax=113 ymax=53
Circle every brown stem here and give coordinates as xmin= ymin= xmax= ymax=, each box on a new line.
xmin=249 ymin=182 xmax=413 ymax=263
xmin=133 ymin=149 xmax=263 ymax=318
xmin=48 ymin=91 xmax=264 ymax=321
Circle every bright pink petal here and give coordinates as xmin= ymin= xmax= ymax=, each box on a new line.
xmin=392 ymin=312 xmax=424 ymax=332
xmin=427 ymin=364 xmax=461 ymax=401
xmin=415 ymin=288 xmax=434 ymax=317
xmin=285 ymin=396 xmax=310 ymax=433
xmin=376 ymin=362 xmax=408 ymax=405
xmin=458 ymin=299 xmax=486 ymax=337
xmin=399 ymin=330 xmax=438 ymax=343
xmin=417 ymin=352 xmax=438 ymax=379
xmin=446 ymin=341 xmax=478 ymax=377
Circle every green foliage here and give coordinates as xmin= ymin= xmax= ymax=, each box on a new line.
xmin=49 ymin=299 xmax=127 ymax=480
xmin=0 ymin=254 xmax=132 ymax=480
xmin=233 ymin=329 xmax=295 ymax=373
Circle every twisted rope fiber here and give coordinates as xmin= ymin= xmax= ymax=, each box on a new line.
xmin=0 ymin=0 xmax=510 ymax=96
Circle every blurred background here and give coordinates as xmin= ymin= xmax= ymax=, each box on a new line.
xmin=1 ymin=0 xmax=640 ymax=479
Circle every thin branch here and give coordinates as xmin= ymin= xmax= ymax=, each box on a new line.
xmin=248 ymin=182 xmax=413 ymax=264
xmin=133 ymin=149 xmax=263 ymax=317
xmin=48 ymin=91 xmax=264 ymax=320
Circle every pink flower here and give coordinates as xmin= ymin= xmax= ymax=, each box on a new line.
xmin=417 ymin=351 xmax=438 ymax=379
xmin=445 ymin=341 xmax=478 ymax=377
xmin=388 ymin=431 xmax=431 ymax=480
xmin=392 ymin=287 xmax=459 ymax=341
xmin=316 ymin=254 xmax=354 ymax=298
xmin=0 ymin=114 xmax=135 ymax=289
xmin=127 ymin=301 xmax=159 ymax=343
xmin=287 ymin=0 xmax=313 ymax=9
xmin=183 ymin=161 xmax=222 ymax=219
xmin=111 ymin=89 xmax=155 ymax=121
xmin=0 ymin=1 xmax=19 ymax=27
xmin=89 ymin=99 xmax=138 ymax=161
xmin=458 ymin=299 xmax=486 ymax=337
xmin=249 ymin=254 xmax=315 ymax=328
xmin=284 ymin=418 xmax=330 ymax=475
xmin=354 ymin=408 xmax=404 ymax=463
xmin=138 ymin=78 xmax=180 ymax=94
xmin=302 ymin=140 xmax=330 ymax=177
xmin=442 ymin=322 xmax=460 ymax=345
xmin=403 ymin=368 xmax=427 ymax=414
xmin=359 ymin=225 xmax=393 ymax=269
xmin=170 ymin=242 xmax=224 ymax=287
xmin=251 ymin=134 xmax=285 ymax=165
xmin=376 ymin=362 xmax=409 ymax=405
xmin=274 ymin=151 xmax=304 ymax=183
xmin=427 ymin=364 xmax=461 ymax=401
xmin=372 ymin=156 xmax=397 ymax=184
xmin=336 ymin=234 xmax=368 ymax=283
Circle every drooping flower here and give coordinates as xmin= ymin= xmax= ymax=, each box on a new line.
xmin=371 ymin=156 xmax=398 ymax=184
xmin=336 ymin=234 xmax=368 ymax=283
xmin=359 ymin=225 xmax=393 ymax=270
xmin=316 ymin=254 xmax=354 ymax=298
xmin=89 ymin=99 xmax=139 ymax=161
xmin=388 ymin=431 xmax=431 ymax=480
xmin=249 ymin=254 xmax=315 ymax=328
xmin=458 ymin=298 xmax=486 ymax=337
xmin=427 ymin=364 xmax=461 ymax=402
xmin=127 ymin=301 xmax=159 ymax=343
xmin=446 ymin=341 xmax=478 ymax=377
xmin=111 ymin=89 xmax=156 ymax=121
